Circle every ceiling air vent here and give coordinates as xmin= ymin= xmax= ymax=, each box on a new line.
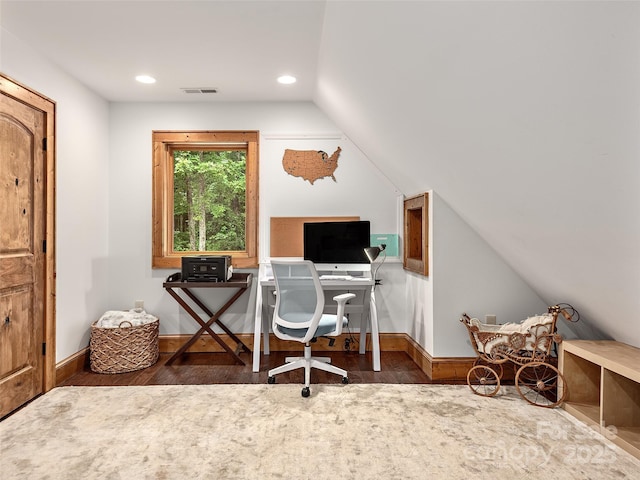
xmin=181 ymin=88 xmax=218 ymax=94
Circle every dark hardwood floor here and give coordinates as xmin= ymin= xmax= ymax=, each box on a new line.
xmin=59 ymin=351 xmax=437 ymax=387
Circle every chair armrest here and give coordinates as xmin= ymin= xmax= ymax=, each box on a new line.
xmin=332 ymin=293 xmax=356 ymax=336
xmin=333 ymin=293 xmax=356 ymax=304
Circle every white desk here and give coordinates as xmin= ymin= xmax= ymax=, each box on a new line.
xmin=253 ymin=271 xmax=380 ymax=372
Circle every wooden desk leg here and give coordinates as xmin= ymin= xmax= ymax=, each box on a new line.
xmin=164 ymin=287 xmax=246 ymax=365
xmin=182 ymin=288 xmax=251 ymax=353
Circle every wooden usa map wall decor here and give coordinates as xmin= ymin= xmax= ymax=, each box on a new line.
xmin=282 ymin=147 xmax=341 ymax=185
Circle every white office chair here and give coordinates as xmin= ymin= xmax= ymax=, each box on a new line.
xmin=267 ymin=260 xmax=355 ymax=397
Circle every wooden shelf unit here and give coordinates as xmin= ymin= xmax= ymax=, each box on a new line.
xmin=559 ymin=340 xmax=640 ymax=460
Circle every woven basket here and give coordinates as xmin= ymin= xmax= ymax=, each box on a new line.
xmin=90 ymin=317 xmax=159 ymax=374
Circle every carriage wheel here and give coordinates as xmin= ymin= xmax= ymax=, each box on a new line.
xmin=474 ymin=358 xmax=504 ymax=379
xmin=515 ymin=362 xmax=566 ymax=408
xmin=467 ymin=365 xmax=501 ymax=397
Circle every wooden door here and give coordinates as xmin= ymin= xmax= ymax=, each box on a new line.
xmin=0 ymin=74 xmax=55 ymax=418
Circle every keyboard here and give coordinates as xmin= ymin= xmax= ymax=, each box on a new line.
xmin=319 ymin=275 xmax=352 ymax=280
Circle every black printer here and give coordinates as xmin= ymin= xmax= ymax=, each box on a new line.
xmin=181 ymin=255 xmax=233 ymax=282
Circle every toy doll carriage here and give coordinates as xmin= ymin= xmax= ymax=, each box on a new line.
xmin=460 ymin=304 xmax=578 ymax=408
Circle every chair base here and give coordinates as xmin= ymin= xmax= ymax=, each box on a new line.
xmin=268 ymin=343 xmax=347 ymax=394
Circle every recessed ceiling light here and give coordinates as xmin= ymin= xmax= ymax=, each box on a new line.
xmin=136 ymin=75 xmax=156 ymax=84
xmin=277 ymin=75 xmax=297 ymax=85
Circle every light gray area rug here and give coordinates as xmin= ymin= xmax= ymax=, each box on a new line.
xmin=1 ymin=384 xmax=639 ymax=479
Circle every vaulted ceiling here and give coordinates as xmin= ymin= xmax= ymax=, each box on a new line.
xmin=2 ymin=0 xmax=639 ymax=347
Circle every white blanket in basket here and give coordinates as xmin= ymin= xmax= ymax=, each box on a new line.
xmin=96 ymin=310 xmax=157 ymax=328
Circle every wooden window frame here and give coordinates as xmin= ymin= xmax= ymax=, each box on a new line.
xmin=152 ymin=130 xmax=259 ymax=269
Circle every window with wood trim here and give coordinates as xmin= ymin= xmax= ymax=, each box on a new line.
xmin=152 ymin=131 xmax=259 ymax=269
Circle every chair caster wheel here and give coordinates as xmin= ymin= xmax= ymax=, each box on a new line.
xmin=268 ymin=376 xmax=276 ymax=384
xmin=342 ymin=377 xmax=349 ymax=384
xmin=301 ymin=387 xmax=310 ymax=398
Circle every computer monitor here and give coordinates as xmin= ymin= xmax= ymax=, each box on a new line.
xmin=303 ymin=220 xmax=371 ymax=273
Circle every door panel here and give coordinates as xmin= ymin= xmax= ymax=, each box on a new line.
xmin=0 ymin=285 xmax=37 ymax=413
xmin=0 ymin=86 xmax=46 ymax=418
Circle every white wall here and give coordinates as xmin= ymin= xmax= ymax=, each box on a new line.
xmin=1 ymin=28 xmax=110 ymax=362
xmin=316 ymin=1 xmax=640 ymax=349
xmin=0 ymin=22 xmax=563 ymax=363
xmin=108 ymin=102 xmax=403 ymax=336
xmin=403 ymin=191 xmax=547 ymax=358
xmin=431 ymin=192 xmax=548 ymax=357
xmin=6 ymin=0 xmax=624 ymax=365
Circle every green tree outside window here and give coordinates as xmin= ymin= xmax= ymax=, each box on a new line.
xmin=173 ymin=149 xmax=246 ymax=252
